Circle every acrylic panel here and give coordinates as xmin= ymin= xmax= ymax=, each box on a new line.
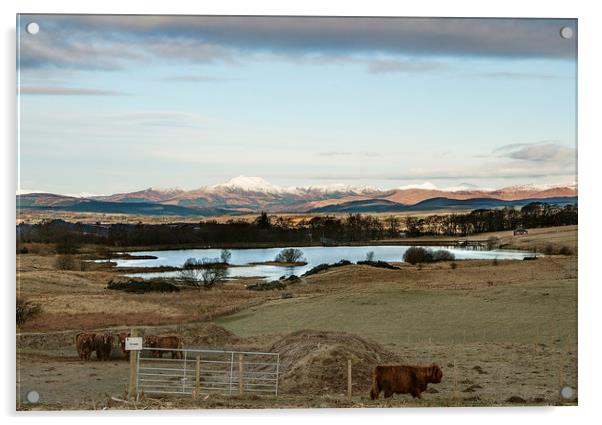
xmin=16 ymin=15 xmax=577 ymax=410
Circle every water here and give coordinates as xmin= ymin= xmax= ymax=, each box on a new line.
xmin=115 ymin=245 xmax=534 ymax=281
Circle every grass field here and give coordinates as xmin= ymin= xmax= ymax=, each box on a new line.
xmin=216 ymin=278 xmax=577 ymax=347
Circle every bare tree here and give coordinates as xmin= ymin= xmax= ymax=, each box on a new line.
xmin=178 ymin=257 xmax=228 ymax=288
xmin=220 ymin=249 xmax=232 ymax=264
xmin=275 ymin=248 xmax=306 ymax=263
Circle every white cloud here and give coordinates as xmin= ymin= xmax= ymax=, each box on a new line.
xmin=494 ymin=142 xmax=575 ymax=163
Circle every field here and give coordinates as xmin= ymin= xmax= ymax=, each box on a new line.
xmin=17 ymin=209 xmax=455 ymax=226
xmin=16 ymin=226 xmax=578 ymax=409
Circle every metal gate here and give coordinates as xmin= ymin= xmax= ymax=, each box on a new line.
xmin=136 ymin=347 xmax=280 ymax=397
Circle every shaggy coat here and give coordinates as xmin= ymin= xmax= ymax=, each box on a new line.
xmin=144 ymin=334 xmax=183 ymax=359
xmin=93 ymin=332 xmax=114 ymax=361
xmin=75 ymin=332 xmax=96 ymax=361
xmin=117 ymin=332 xmax=131 ymax=360
xmin=370 ymin=364 xmax=443 ymax=399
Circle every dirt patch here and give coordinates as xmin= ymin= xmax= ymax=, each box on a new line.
xmin=269 ymin=329 xmax=401 ymax=395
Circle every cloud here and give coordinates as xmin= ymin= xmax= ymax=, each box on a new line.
xmin=18 ymin=15 xmax=577 ymax=71
xmin=19 ymin=86 xmax=126 ymax=95
xmin=494 ymin=142 xmax=575 ymax=162
xmin=18 ymin=31 xmax=144 ymax=70
xmin=365 ymin=59 xmax=445 ymax=74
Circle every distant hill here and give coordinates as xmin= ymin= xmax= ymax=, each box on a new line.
xmin=311 ymin=196 xmax=578 ymax=213
xmin=17 ymin=177 xmax=578 ymax=216
xmin=17 ymin=193 xmax=213 ymax=216
xmin=17 ymin=193 xmax=85 ymax=208
xmin=93 ymin=176 xmax=577 ymax=212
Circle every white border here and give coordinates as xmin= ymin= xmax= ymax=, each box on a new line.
xmin=3 ymin=1 xmax=600 ymax=424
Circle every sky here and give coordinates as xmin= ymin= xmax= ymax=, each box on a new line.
xmin=17 ymin=15 xmax=577 ymax=195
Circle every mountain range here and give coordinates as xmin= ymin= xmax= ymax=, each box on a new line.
xmin=17 ymin=176 xmax=578 ymax=216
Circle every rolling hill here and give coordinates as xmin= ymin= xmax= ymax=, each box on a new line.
xmin=310 ymin=196 xmax=578 ymax=213
xmin=17 ymin=193 xmax=214 ymax=216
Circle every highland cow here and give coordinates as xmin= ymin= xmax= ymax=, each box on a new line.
xmin=370 ymin=364 xmax=443 ymax=399
xmin=93 ymin=332 xmax=114 ymax=361
xmin=75 ymin=332 xmax=96 ymax=361
xmin=144 ymin=334 xmax=183 ymax=359
xmin=117 ymin=332 xmax=130 ymax=360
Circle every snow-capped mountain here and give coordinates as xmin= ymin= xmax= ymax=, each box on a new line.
xmin=206 ymin=176 xmax=286 ymax=194
xmin=202 ymin=176 xmax=377 ymax=196
xmin=26 ymin=176 xmax=576 ymax=215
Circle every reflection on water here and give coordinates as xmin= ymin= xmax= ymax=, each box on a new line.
xmin=117 ymin=245 xmax=535 ymax=282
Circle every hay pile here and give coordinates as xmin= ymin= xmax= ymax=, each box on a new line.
xmin=181 ymin=323 xmax=241 ymax=348
xmin=270 ymin=329 xmax=401 ymax=395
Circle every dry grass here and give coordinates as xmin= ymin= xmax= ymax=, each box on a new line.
xmin=494 ymin=225 xmax=577 ymax=252
xmin=17 ymin=210 xmax=452 ymax=226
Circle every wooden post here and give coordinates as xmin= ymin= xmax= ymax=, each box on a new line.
xmin=239 ymin=354 xmax=244 ymax=395
xmin=452 ymin=357 xmax=458 ymax=402
xmin=194 ymin=355 xmax=201 ymax=399
xmin=128 ymin=328 xmax=138 ymax=399
xmin=347 ymin=359 xmax=352 ymax=400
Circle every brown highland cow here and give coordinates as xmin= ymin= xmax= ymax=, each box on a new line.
xmin=75 ymin=332 xmax=95 ymax=361
xmin=370 ymin=364 xmax=443 ymax=399
xmin=93 ymin=332 xmax=114 ymax=361
xmin=117 ymin=332 xmax=131 ymax=360
xmin=144 ymin=334 xmax=183 ymax=359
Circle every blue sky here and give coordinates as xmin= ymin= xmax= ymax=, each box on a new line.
xmin=17 ymin=15 xmax=577 ymax=195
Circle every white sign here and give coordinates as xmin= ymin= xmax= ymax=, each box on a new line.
xmin=125 ymin=337 xmax=143 ymax=351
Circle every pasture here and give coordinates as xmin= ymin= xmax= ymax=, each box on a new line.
xmin=216 ymin=278 xmax=577 ymax=347
xmin=16 ymin=226 xmax=578 ymax=409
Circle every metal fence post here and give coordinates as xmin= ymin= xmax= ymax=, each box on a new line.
xmin=275 ymin=353 xmax=280 ymax=396
xmin=239 ymin=353 xmax=244 ymax=395
xmin=182 ymin=350 xmax=188 ymax=394
xmin=228 ymin=352 xmax=234 ymax=395
xmin=194 ymin=355 xmax=201 ymax=399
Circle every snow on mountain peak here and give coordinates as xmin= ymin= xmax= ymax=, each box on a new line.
xmin=210 ymin=176 xmax=284 ymax=193
xmin=396 ymin=182 xmax=439 ymax=191
xmin=206 ymin=176 xmax=379 ymax=194
xmin=202 ymin=176 xmax=576 ymax=196
xmin=302 ymin=183 xmax=376 ymax=194
xmin=500 ymin=183 xmax=577 ymax=192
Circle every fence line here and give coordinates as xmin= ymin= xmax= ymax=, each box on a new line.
xmin=136 ymin=346 xmax=279 ymax=398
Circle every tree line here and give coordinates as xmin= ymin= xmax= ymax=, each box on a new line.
xmin=16 ymin=202 xmax=577 ymax=249
xmin=404 ymin=202 xmax=577 ymax=236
